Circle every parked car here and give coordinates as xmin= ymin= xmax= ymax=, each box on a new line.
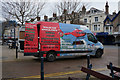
xmin=7 ymin=40 xmax=14 ymax=45
xmin=114 ymin=41 xmax=120 ymax=46
xmin=7 ymin=40 xmax=17 ymax=49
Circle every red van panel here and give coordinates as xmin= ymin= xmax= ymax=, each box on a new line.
xmin=39 ymin=22 xmax=60 ymax=51
xmin=24 ymin=23 xmax=38 ymax=53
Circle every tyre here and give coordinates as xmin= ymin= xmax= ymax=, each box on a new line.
xmin=46 ymin=52 xmax=56 ymax=62
xmin=95 ymin=49 xmax=103 ymax=58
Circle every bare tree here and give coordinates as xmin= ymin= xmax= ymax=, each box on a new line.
xmin=2 ymin=0 xmax=46 ymax=25
xmin=1 ymin=23 xmax=6 ymax=45
xmin=54 ymin=0 xmax=89 ymax=24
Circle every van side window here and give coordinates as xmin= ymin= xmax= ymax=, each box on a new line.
xmin=73 ymin=41 xmax=84 ymax=45
xmin=87 ymin=33 xmax=97 ymax=43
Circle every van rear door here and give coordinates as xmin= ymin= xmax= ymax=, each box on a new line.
xmin=24 ymin=23 xmax=38 ymax=53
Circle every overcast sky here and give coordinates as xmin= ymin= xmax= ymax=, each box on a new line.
xmin=42 ymin=0 xmax=120 ymax=19
xmin=0 ymin=0 xmax=120 ymax=21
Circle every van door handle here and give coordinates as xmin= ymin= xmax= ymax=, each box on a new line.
xmin=88 ymin=44 xmax=90 ymax=45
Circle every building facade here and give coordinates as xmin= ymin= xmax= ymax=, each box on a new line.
xmin=81 ymin=7 xmax=106 ymax=33
xmin=104 ymin=14 xmax=115 ymax=34
xmin=112 ymin=11 xmax=120 ymax=32
xmin=2 ymin=21 xmax=19 ymax=41
xmin=80 ymin=2 xmax=110 ymax=34
xmin=104 ymin=11 xmax=120 ymax=34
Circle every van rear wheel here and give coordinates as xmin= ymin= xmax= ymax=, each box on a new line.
xmin=95 ymin=49 xmax=103 ymax=58
xmin=46 ymin=52 xmax=56 ymax=62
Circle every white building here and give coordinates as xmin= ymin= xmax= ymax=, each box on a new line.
xmin=81 ymin=7 xmax=107 ymax=33
xmin=80 ymin=2 xmax=109 ymax=34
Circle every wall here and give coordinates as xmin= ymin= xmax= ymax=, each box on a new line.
xmin=112 ymin=13 xmax=120 ymax=32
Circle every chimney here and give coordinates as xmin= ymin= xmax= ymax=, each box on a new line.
xmin=53 ymin=13 xmax=57 ymax=17
xmin=105 ymin=1 xmax=109 ymax=14
xmin=36 ymin=17 xmax=40 ymax=21
xmin=72 ymin=11 xmax=74 ymax=14
xmin=30 ymin=18 xmax=35 ymax=22
xmin=82 ymin=5 xmax=86 ymax=15
xmin=113 ymin=11 xmax=116 ymax=15
xmin=60 ymin=16 xmax=63 ymax=20
xmin=63 ymin=9 xmax=67 ymax=14
xmin=44 ymin=15 xmax=48 ymax=21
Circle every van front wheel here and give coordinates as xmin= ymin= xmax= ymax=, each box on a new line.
xmin=46 ymin=52 xmax=56 ymax=62
xmin=95 ymin=49 xmax=103 ymax=58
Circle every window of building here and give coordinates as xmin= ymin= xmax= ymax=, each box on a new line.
xmin=107 ymin=20 xmax=109 ymax=24
xmin=95 ymin=17 xmax=98 ymax=22
xmin=110 ymin=27 xmax=112 ymax=32
xmin=84 ymin=19 xmax=87 ymax=23
xmin=92 ymin=10 xmax=94 ymax=13
xmin=106 ymin=27 xmax=109 ymax=31
xmin=94 ymin=10 xmax=97 ymax=13
xmin=93 ymin=24 xmax=101 ymax=31
xmin=98 ymin=25 xmax=100 ymax=31
xmin=94 ymin=25 xmax=97 ymax=31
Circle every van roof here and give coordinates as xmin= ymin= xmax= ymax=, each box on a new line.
xmin=59 ymin=23 xmax=92 ymax=33
xmin=36 ymin=21 xmax=92 ymax=33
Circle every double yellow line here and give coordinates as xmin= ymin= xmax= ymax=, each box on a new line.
xmin=21 ymin=67 xmax=107 ymax=79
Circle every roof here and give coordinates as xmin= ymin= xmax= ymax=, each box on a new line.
xmin=86 ymin=7 xmax=104 ymax=14
xmin=104 ymin=14 xmax=115 ymax=22
xmin=111 ymin=11 xmax=120 ymax=21
xmin=108 ymin=15 xmax=115 ymax=20
xmin=104 ymin=11 xmax=120 ymax=22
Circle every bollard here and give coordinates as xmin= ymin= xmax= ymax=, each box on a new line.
xmin=87 ymin=55 xmax=90 ymax=68
xmin=109 ymin=62 xmax=114 ymax=78
xmin=37 ymin=25 xmax=44 ymax=80
xmin=86 ymin=64 xmax=92 ymax=80
xmin=16 ymin=46 xmax=18 ymax=59
xmin=86 ymin=54 xmax=91 ymax=80
xmin=41 ymin=52 xmax=44 ymax=80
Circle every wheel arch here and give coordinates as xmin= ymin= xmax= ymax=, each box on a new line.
xmin=46 ymin=50 xmax=57 ymax=62
xmin=47 ymin=50 xmax=57 ymax=56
